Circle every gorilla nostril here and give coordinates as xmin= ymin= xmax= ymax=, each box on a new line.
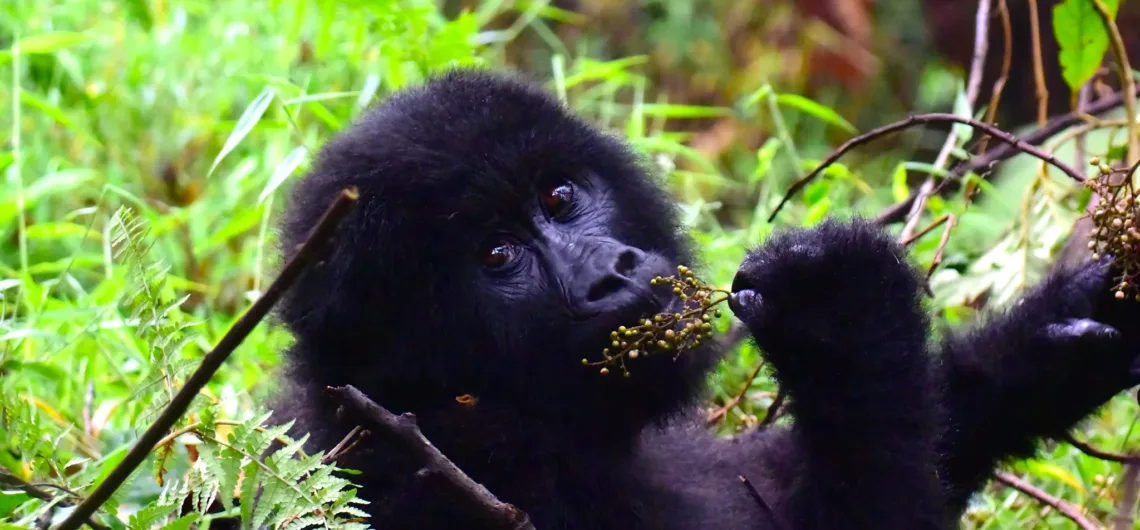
xmin=731 ymin=271 xmax=754 ymax=294
xmin=587 ymin=276 xmax=627 ymax=303
xmin=615 ymin=249 xmax=640 ymax=277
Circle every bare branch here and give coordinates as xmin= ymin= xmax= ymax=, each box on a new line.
xmin=0 ymin=471 xmax=110 ymax=530
xmin=758 ymin=388 xmax=787 ymax=428
xmin=1027 ymin=0 xmax=1049 ymax=126
xmin=329 ymin=385 xmax=537 ymax=530
xmin=899 ymin=0 xmax=992 ymax=241
xmin=994 ymin=471 xmax=1103 ymax=530
xmin=1092 ymin=0 xmax=1139 ymax=165
xmin=1063 ymin=433 xmax=1140 ymax=464
xmin=1113 ymin=463 xmax=1140 ymax=530
xmin=739 ymin=474 xmax=787 ymax=530
xmin=55 ymin=188 xmax=360 ymax=530
xmin=769 ymin=113 xmax=1087 ymax=223
xmin=876 ymin=85 xmax=1140 ymax=226
xmin=707 ymin=360 xmax=766 ymax=425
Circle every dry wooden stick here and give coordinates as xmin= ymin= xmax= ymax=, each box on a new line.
xmin=1092 ymin=0 xmax=1139 ymax=166
xmin=1064 ymin=433 xmax=1140 ymax=464
xmin=900 ymin=214 xmax=953 ymax=248
xmin=899 ymin=0 xmax=992 ymax=241
xmin=54 ymin=188 xmax=360 ymax=530
xmin=994 ymin=471 xmax=1103 ymax=530
xmin=330 ymin=385 xmax=536 ymax=530
xmin=707 ymin=360 xmax=767 ymax=425
xmin=739 ymin=474 xmax=787 ymax=530
xmin=758 ymin=388 xmax=787 ymax=428
xmin=0 ymin=471 xmax=110 ymax=530
xmin=875 ymin=85 xmax=1140 ymax=226
xmin=1112 ymin=464 xmax=1140 ymax=530
xmin=768 ymin=113 xmax=1087 ymax=223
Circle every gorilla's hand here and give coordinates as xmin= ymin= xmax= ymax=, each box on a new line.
xmin=727 ymin=218 xmax=927 ymax=379
xmin=1023 ymin=257 xmax=1140 ymax=384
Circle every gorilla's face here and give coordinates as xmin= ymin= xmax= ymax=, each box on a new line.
xmin=468 ymin=169 xmax=679 ymax=361
xmin=280 ymin=69 xmax=716 ymax=422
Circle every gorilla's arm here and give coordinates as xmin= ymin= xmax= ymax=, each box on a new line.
xmin=934 ymin=259 xmax=1140 ymax=510
xmin=730 ymin=219 xmax=949 ymax=529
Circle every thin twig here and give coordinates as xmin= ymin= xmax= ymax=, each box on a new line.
xmin=769 ymin=113 xmax=1086 ymax=222
xmin=0 ymin=471 xmax=110 ymax=530
xmin=707 ymin=360 xmax=766 ymax=425
xmin=758 ymin=389 xmax=787 ymax=428
xmin=54 ymin=188 xmax=360 ymax=530
xmin=322 ymin=426 xmax=370 ymax=465
xmin=1091 ymin=0 xmax=1139 ymax=165
xmin=330 ymin=385 xmax=536 ymax=530
xmin=875 ymin=86 xmax=1140 ymax=226
xmin=900 ymin=214 xmax=952 ymax=248
xmin=899 ymin=0 xmax=992 ymax=241
xmin=976 ymin=0 xmax=1013 ymax=157
xmin=1027 ymin=0 xmax=1049 ymax=126
xmin=994 ymin=471 xmax=1103 ymax=530
xmin=739 ymin=474 xmax=787 ymax=530
xmin=1112 ymin=464 xmax=1140 ymax=530
xmin=1063 ymin=433 xmax=1140 ymax=464
xmin=924 ymin=214 xmax=958 ymax=283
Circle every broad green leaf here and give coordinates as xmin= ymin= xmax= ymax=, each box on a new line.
xmin=775 ymin=93 xmax=856 ymax=133
xmin=1053 ymin=0 xmax=1121 ymax=91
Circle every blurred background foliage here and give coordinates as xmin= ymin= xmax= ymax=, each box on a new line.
xmin=4 ymin=0 xmax=1140 ymax=527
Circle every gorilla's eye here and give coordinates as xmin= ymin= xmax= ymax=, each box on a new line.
xmin=540 ymin=181 xmax=575 ymax=218
xmin=481 ymin=238 xmax=521 ymax=270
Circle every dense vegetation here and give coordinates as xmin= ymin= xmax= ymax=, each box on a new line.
xmin=3 ymin=0 xmax=1140 ymax=528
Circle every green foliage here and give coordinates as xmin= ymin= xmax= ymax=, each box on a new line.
xmin=1053 ymin=0 xmax=1122 ymax=91
xmin=2 ymin=0 xmax=1140 ymax=528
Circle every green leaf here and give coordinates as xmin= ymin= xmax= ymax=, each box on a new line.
xmin=0 ymin=32 xmax=94 ymax=63
xmin=1053 ymin=0 xmax=1121 ymax=91
xmin=639 ymin=104 xmax=732 ymax=119
xmin=891 ymin=163 xmax=910 ymax=202
xmin=803 ymin=197 xmax=833 ymax=226
xmin=160 ymin=512 xmax=200 ymax=530
xmin=774 ymin=93 xmax=856 ymax=133
xmin=259 ymin=146 xmax=308 ymax=203
xmin=195 ymin=204 xmax=268 ymax=254
xmin=749 ymin=138 xmax=782 ymax=186
xmin=208 ymin=87 xmax=276 ymax=177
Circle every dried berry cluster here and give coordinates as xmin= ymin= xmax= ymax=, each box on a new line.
xmin=583 ymin=266 xmax=729 ymax=377
xmin=1086 ymin=156 xmax=1140 ymax=300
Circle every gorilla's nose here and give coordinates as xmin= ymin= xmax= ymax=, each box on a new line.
xmin=573 ymin=239 xmax=669 ymax=315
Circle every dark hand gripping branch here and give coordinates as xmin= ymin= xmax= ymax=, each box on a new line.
xmin=933 ymin=257 xmax=1140 ymax=511
xmin=729 ymin=219 xmax=950 ymax=529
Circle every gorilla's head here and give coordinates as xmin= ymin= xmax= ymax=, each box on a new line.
xmin=277 ymin=69 xmax=720 ymax=430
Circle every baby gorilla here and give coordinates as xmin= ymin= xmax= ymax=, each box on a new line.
xmin=269 ymin=69 xmax=1140 ymax=529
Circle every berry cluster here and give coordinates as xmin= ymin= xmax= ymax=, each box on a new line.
xmin=1086 ymin=157 xmax=1140 ymax=300
xmin=583 ymin=266 xmax=729 ymax=377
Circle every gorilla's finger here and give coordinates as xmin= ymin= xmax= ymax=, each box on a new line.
xmin=727 ymin=289 xmax=764 ymax=325
xmin=1044 ymin=318 xmax=1121 ymax=343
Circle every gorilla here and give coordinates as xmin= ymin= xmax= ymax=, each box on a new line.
xmin=268 ymin=68 xmax=1140 ymax=529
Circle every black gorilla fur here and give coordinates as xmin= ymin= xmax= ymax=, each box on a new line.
xmin=269 ymin=68 xmax=1140 ymax=529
